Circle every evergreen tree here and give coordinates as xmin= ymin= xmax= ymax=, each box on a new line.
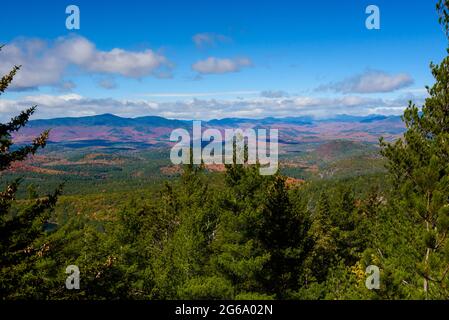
xmin=304 ymin=192 xmax=338 ymax=285
xmin=257 ymin=175 xmax=312 ymax=298
xmin=377 ymin=0 xmax=449 ymax=298
xmin=152 ymin=160 xmax=216 ymax=299
xmin=0 ymin=49 xmax=61 ymax=299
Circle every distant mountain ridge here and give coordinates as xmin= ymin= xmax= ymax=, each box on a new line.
xmin=13 ymin=113 xmax=404 ymax=146
xmin=28 ymin=113 xmax=187 ymax=128
xmin=27 ymin=113 xmax=400 ymax=127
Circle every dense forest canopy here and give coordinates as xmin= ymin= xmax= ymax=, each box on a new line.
xmin=2 ymin=0 xmax=449 ymax=300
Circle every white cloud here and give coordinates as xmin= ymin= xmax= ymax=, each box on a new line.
xmin=192 ymin=57 xmax=252 ymax=75
xmin=86 ymin=48 xmax=170 ymax=78
xmin=0 ymin=36 xmax=172 ymax=90
xmin=192 ymin=33 xmax=231 ymax=48
xmin=0 ymin=93 xmax=422 ymax=122
xmin=317 ymin=70 xmax=414 ymax=94
xmin=1 ymin=39 xmax=66 ymax=91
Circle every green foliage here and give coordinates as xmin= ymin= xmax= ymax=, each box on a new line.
xmin=373 ymin=0 xmax=449 ymax=299
xmin=3 ymin=1 xmax=449 ymax=300
xmin=0 ymin=48 xmax=61 ymax=299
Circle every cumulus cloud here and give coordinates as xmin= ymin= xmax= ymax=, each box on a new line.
xmin=0 ymin=93 xmax=421 ymax=122
xmin=0 ymin=36 xmax=172 ymax=90
xmin=317 ymin=70 xmax=414 ymax=94
xmin=192 ymin=57 xmax=252 ymax=75
xmin=192 ymin=33 xmax=231 ymax=48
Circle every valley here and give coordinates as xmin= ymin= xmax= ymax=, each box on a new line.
xmin=1 ymin=113 xmax=394 ymax=221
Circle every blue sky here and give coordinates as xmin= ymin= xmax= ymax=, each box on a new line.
xmin=0 ymin=0 xmax=446 ymax=120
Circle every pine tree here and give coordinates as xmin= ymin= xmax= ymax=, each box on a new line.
xmin=257 ymin=175 xmax=312 ymax=298
xmin=378 ymin=0 xmax=449 ymax=298
xmin=208 ymin=163 xmax=273 ymax=299
xmin=304 ymin=192 xmax=338 ymax=285
xmin=0 ymin=47 xmax=61 ymax=299
xmin=152 ymin=160 xmax=216 ymax=299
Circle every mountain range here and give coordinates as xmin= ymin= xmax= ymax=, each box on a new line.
xmin=13 ymin=113 xmax=405 ymax=146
